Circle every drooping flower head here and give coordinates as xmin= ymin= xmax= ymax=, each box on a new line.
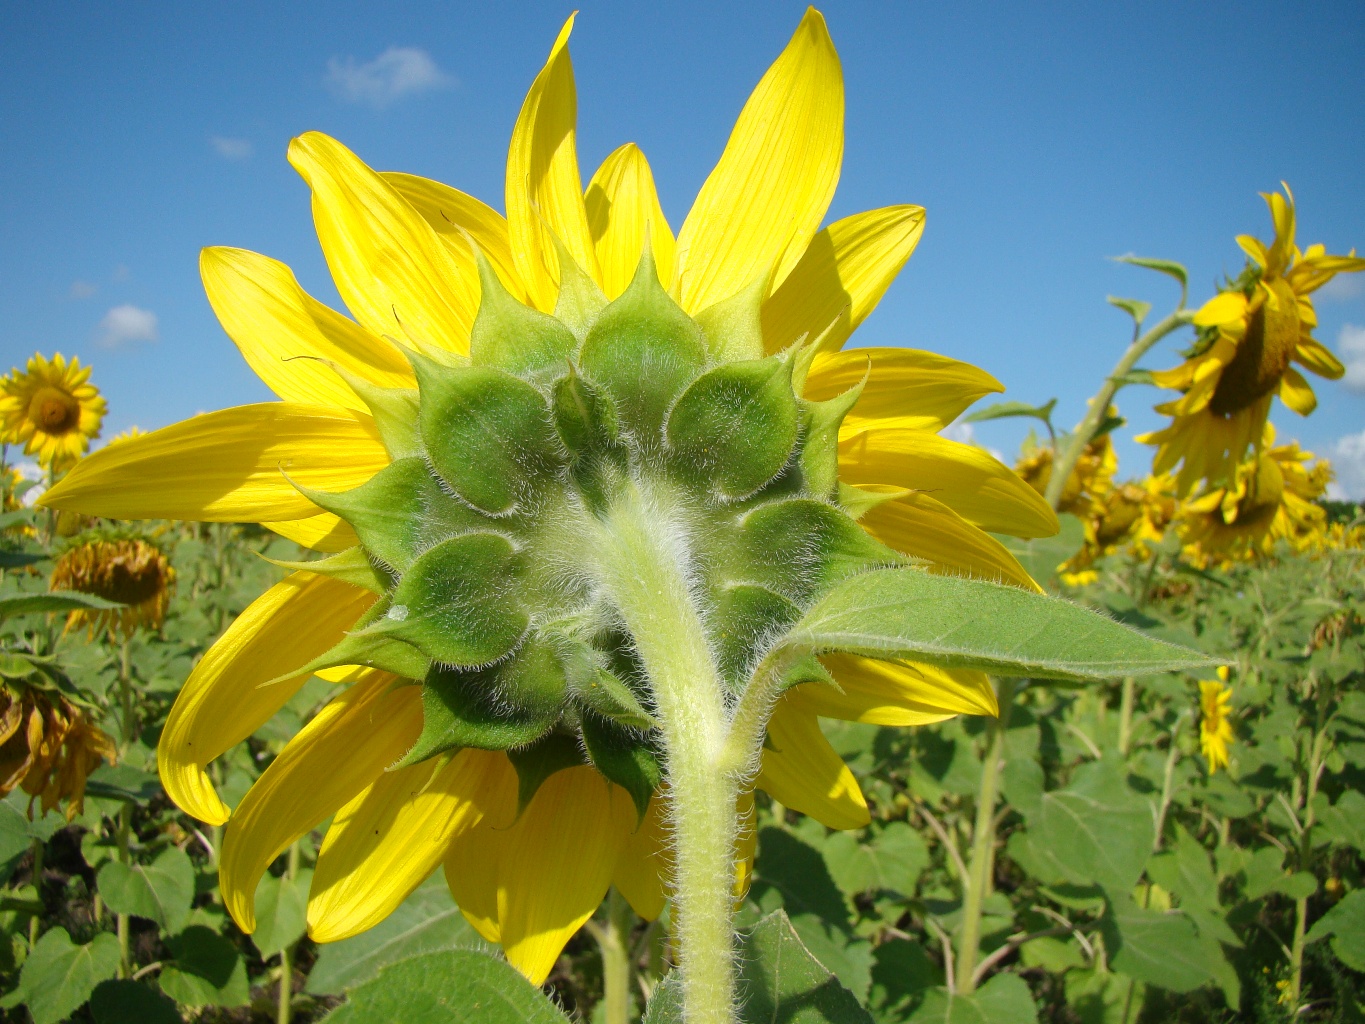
xmin=0 ymin=684 xmax=117 ymax=821
xmin=1016 ymin=431 xmax=1117 ymax=519
xmin=1140 ymin=187 xmax=1365 ymax=495
xmin=40 ymin=10 xmax=1056 ymax=982
xmin=50 ymin=530 xmax=176 ymax=640
xmin=1198 ymin=670 xmax=1234 ymax=773
xmin=0 ymin=353 xmax=107 ymax=471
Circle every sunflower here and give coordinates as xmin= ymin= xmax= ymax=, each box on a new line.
xmin=1015 ymin=432 xmax=1116 ymax=519
xmin=1057 ymin=481 xmax=1148 ymax=586
xmin=40 ymin=10 xmax=1055 ymax=983
xmin=1140 ymin=186 xmax=1365 ymax=496
xmin=49 ymin=530 xmax=175 ymax=640
xmin=0 ymin=353 xmax=106 ymax=472
xmin=1198 ymin=671 xmax=1234 ymax=773
xmin=0 ymin=686 xmax=117 ymax=821
xmin=1179 ymin=425 xmax=1330 ymax=567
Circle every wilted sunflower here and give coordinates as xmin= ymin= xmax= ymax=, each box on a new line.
xmin=1198 ymin=671 xmax=1234 ymax=773
xmin=1057 ymin=481 xmax=1148 ymax=587
xmin=49 ymin=531 xmax=175 ymax=640
xmin=0 ymin=353 xmax=106 ymax=472
xmin=0 ymin=685 xmax=117 ymax=821
xmin=1016 ymin=432 xmax=1116 ymax=519
xmin=1141 ymin=187 xmax=1365 ymax=495
xmin=1179 ymin=426 xmax=1330 ymax=567
xmin=40 ymin=10 xmax=1055 ymax=983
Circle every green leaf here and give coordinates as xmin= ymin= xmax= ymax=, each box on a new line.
xmin=907 ymin=973 xmax=1038 ymax=1024
xmin=265 ymin=546 xmax=390 ymax=594
xmin=552 ymin=368 xmax=619 ymax=456
xmin=252 ymin=868 xmax=313 ymax=958
xmin=96 ymin=845 xmax=195 ymax=933
xmin=963 ymin=398 xmax=1057 ymax=427
xmin=0 ymin=590 xmax=124 ymax=620
xmin=332 ymin=371 xmax=422 ymax=460
xmin=158 ymin=924 xmax=250 ymax=1008
xmin=469 ymin=251 xmax=576 ymax=377
xmin=713 ymin=584 xmax=803 ymax=689
xmin=868 ymin=938 xmax=940 ymax=1021
xmin=781 ymin=567 xmax=1218 ymax=682
xmin=1312 ymin=790 xmax=1365 ymax=851
xmin=799 ymin=384 xmax=863 ymax=500
xmin=414 ymin=361 xmax=559 ymax=515
xmin=695 ymin=272 xmax=766 ymax=363
xmin=1102 ymin=896 xmax=1214 ymax=993
xmin=1114 ymin=367 xmax=1156 ymax=387
xmin=88 ymin=979 xmax=181 ymax=1024
xmin=1146 ymin=824 xmax=1218 ymax=911
xmin=324 ymin=948 xmax=569 ymax=1024
xmin=1107 ymin=296 xmax=1152 ymax=326
xmin=507 ymin=732 xmax=587 ymax=811
xmin=1242 ymin=846 xmax=1317 ymax=902
xmin=550 ymin=239 xmax=608 ymax=342
xmin=307 ymin=875 xmax=486 ymax=995
xmin=0 ymin=551 xmax=46 ymax=569
xmin=369 ymin=533 xmax=528 ymax=667
xmin=1305 ymin=889 xmax=1365 ymax=971
xmin=737 ymin=911 xmax=874 ymax=1024
xmin=667 ymin=356 xmax=799 ymax=498
xmin=580 ymin=714 xmax=661 ymax=820
xmin=1113 ymin=254 xmax=1188 ymax=290
xmin=0 ymin=798 xmax=61 ymax=883
xmin=996 ymin=513 xmax=1086 ymax=591
xmin=642 ymin=975 xmax=684 ymax=1024
xmin=822 ymin=821 xmax=928 ymax=899
xmin=0 ymin=928 xmax=120 ymax=1024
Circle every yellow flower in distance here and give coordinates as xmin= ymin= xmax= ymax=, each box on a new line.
xmin=40 ymin=10 xmax=1055 ymax=983
xmin=50 ymin=532 xmax=176 ymax=641
xmin=1016 ymin=432 xmax=1117 ymax=519
xmin=1141 ymin=186 xmax=1365 ymax=495
xmin=0 ymin=353 xmax=107 ymax=471
xmin=1198 ymin=671 xmax=1234 ymax=773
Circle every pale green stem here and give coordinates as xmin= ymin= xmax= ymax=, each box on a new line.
xmin=955 ymin=677 xmax=1016 ymax=994
xmin=27 ymin=838 xmax=44 ymax=947
xmin=1152 ymin=714 xmax=1186 ymax=853
xmin=592 ymin=888 xmax=636 ymax=1024
xmin=279 ymin=841 xmax=301 ymax=1024
xmin=117 ymin=801 xmax=132 ymax=978
xmin=118 ymin=639 xmax=135 ymax=749
xmin=598 ymin=480 xmax=738 ymax=1024
xmin=1117 ymin=677 xmax=1136 ymax=757
xmin=1043 ymin=307 xmax=1189 ymax=510
xmin=1289 ymin=691 xmax=1330 ymax=1009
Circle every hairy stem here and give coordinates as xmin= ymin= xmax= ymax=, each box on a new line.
xmin=955 ymin=677 xmax=1016 ymax=994
xmin=593 ymin=888 xmax=637 ymax=1024
xmin=1117 ymin=677 xmax=1136 ymax=757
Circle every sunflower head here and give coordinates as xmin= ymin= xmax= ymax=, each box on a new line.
xmin=0 ymin=353 xmax=107 ymax=471
xmin=50 ymin=529 xmax=175 ymax=640
xmin=1016 ymin=432 xmax=1115 ymax=517
xmin=1198 ymin=671 xmax=1234 ymax=773
xmin=0 ymin=681 xmax=116 ymax=821
xmin=1141 ymin=186 xmax=1365 ymax=495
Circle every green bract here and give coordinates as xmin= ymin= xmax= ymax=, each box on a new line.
xmin=291 ymin=249 xmax=901 ymax=809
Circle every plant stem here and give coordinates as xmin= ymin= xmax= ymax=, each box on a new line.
xmin=278 ymin=842 xmax=300 ymax=1024
xmin=1288 ymin=686 xmax=1330 ymax=1009
xmin=1152 ymin=713 xmax=1185 ymax=853
xmin=593 ymin=888 xmax=636 ymax=1024
xmin=117 ymin=801 xmax=132 ymax=978
xmin=598 ymin=480 xmax=738 ymax=1024
xmin=1044 ymin=308 xmax=1188 ymax=510
xmin=27 ymin=838 xmax=44 ymax=947
xmin=1117 ymin=677 xmax=1136 ymax=756
xmin=955 ymin=677 xmax=1016 ymax=994
xmin=118 ymin=638 xmax=135 ymax=749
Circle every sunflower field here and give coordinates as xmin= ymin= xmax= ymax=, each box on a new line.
xmin=2 ymin=9 xmax=1364 ymax=1024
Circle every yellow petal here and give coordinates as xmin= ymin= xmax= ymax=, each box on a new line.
xmin=384 ymin=172 xmax=529 ymax=304
xmin=200 ymin=247 xmax=415 ymax=412
xmin=308 ymin=749 xmax=507 ymax=942
xmin=1192 ymin=291 xmax=1248 ymax=328
xmin=793 ymin=653 xmax=998 ymax=726
xmin=1279 ymin=366 xmax=1317 ymax=415
xmin=857 ymin=490 xmax=1041 ymax=592
xmin=839 ymin=427 xmax=1059 ymax=538
xmin=158 ymin=573 xmax=376 ymax=825
xmin=263 ymin=513 xmax=360 ymax=553
xmin=497 ymin=767 xmax=635 ymax=984
xmin=40 ymin=404 xmax=387 ymax=522
xmin=806 ymin=347 xmax=1002 ymax=433
xmin=221 ymin=675 xmax=420 ymax=933
xmin=1293 ymin=336 xmax=1346 ymax=380
xmin=756 ymin=700 xmax=868 ymax=830
xmin=505 ymin=14 xmax=599 ymax=312
xmin=289 ymin=132 xmax=477 ymax=355
xmin=734 ymin=788 xmax=758 ymax=900
xmin=761 ymin=206 xmax=924 ymax=353
xmin=611 ymin=793 xmax=669 ymax=922
xmin=443 ymin=755 xmax=520 ymax=944
xmin=674 ymin=9 xmax=843 ymax=312
xmin=585 ymin=144 xmax=676 ymax=300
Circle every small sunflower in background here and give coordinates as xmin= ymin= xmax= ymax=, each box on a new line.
xmin=0 ymin=353 xmax=107 ymax=472
xmin=49 ymin=530 xmax=175 ymax=641
xmin=1141 ymin=186 xmax=1365 ymax=495
xmin=1179 ymin=426 xmax=1331 ymax=567
xmin=0 ymin=685 xmax=117 ymax=821
xmin=1057 ymin=481 xmax=1148 ymax=586
xmin=1198 ymin=670 xmax=1235 ymax=773
xmin=1016 ymin=432 xmax=1117 ymax=519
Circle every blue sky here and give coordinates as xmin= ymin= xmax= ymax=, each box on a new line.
xmin=3 ymin=1 xmax=1364 ymax=494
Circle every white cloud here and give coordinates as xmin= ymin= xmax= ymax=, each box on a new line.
xmin=325 ymin=47 xmax=452 ymax=108
xmin=68 ymin=280 xmax=96 ymax=299
xmin=96 ymin=304 xmax=158 ymax=349
xmin=1319 ymin=274 xmax=1365 ymax=302
xmin=1327 ymin=429 xmax=1365 ymax=501
xmin=210 ymin=136 xmax=253 ymax=160
xmin=941 ymin=418 xmax=1005 ymax=463
xmin=1338 ymin=324 xmax=1365 ymax=393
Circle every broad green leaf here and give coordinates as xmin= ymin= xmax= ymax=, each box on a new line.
xmin=1106 ymin=296 xmax=1152 ymax=326
xmin=867 ymin=938 xmax=940 ymax=1021
xmin=1146 ymin=825 xmax=1218 ymax=912
xmin=96 ymin=845 xmax=195 ymax=933
xmin=324 ymin=948 xmax=569 ymax=1024
xmin=738 ymin=911 xmax=874 ymax=1024
xmin=0 ymin=927 xmax=120 ymax=1024
xmin=84 ymin=764 xmax=161 ymax=803
xmin=1305 ymin=889 xmax=1365 ymax=972
xmin=0 ymin=590 xmax=124 ymax=619
xmin=1312 ymin=790 xmax=1365 ymax=852
xmin=158 ymin=925 xmax=251 ymax=1008
xmin=1242 ymin=846 xmax=1317 ymax=902
xmin=0 ymin=797 xmax=61 ymax=883
xmin=782 ymin=568 xmax=1217 ymax=682
xmin=1113 ymin=254 xmax=1188 ymax=290
xmin=1101 ymin=896 xmax=1214 ymax=993
xmin=907 ymin=973 xmax=1038 ymax=1024
xmin=1026 ymin=760 xmax=1155 ymax=894
xmin=822 ymin=821 xmax=928 ymax=900
xmin=963 ymin=398 xmax=1056 ymax=426
xmin=252 ymin=868 xmax=313 ymax=958
xmin=89 ymin=979 xmax=181 ymax=1024
xmin=307 ymin=875 xmax=486 ymax=995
